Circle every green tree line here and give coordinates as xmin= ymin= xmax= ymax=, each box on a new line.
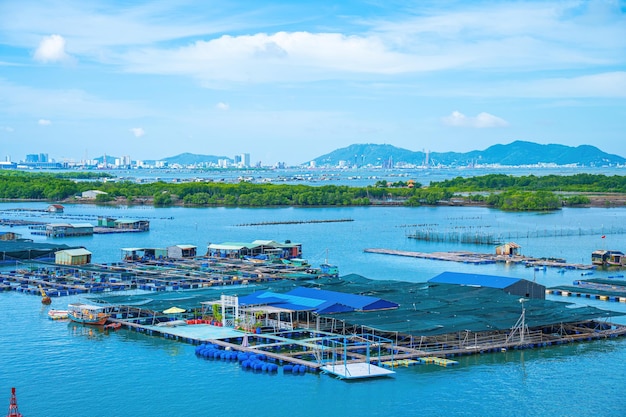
xmin=1 ymin=171 xmax=621 ymax=210
xmin=430 ymin=173 xmax=626 ymax=192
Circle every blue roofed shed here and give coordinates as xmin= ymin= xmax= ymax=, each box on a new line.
xmin=429 ymin=271 xmax=545 ymax=299
xmin=234 ymin=285 xmax=399 ymax=332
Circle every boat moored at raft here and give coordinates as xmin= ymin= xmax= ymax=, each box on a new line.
xmin=67 ymin=303 xmax=109 ymax=325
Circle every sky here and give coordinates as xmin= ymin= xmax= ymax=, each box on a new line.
xmin=0 ymin=0 xmax=625 ymax=166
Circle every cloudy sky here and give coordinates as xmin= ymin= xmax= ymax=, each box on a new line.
xmin=0 ymin=0 xmax=624 ymax=165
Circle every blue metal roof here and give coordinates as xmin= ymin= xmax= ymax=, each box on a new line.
xmin=287 ymin=287 xmax=387 ymax=310
xmin=428 ymin=272 xmax=521 ymax=289
xmin=237 ymin=286 xmax=398 ymax=313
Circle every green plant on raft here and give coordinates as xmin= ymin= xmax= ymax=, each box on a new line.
xmin=212 ymin=304 xmax=222 ymax=322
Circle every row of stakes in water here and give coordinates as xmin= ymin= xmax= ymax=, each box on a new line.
xmin=194 ymin=343 xmax=312 ymax=375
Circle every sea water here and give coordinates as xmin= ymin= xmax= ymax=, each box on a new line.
xmin=1 ymin=203 xmax=626 ymax=416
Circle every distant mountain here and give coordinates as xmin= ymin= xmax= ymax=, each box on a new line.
xmin=309 ymin=141 xmax=626 ymax=167
xmin=159 ymin=153 xmax=232 ymax=165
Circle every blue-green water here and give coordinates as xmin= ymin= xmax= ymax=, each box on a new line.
xmin=2 ymin=202 xmax=626 ymax=416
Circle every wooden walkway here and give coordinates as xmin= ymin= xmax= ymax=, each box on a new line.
xmin=364 ymin=248 xmax=595 ymax=270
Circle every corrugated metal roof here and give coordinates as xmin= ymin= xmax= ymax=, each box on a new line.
xmin=252 ymin=239 xmax=301 ymax=247
xmin=174 ymin=244 xmax=196 ymax=250
xmin=209 ymin=242 xmax=261 ymax=250
xmin=429 ymin=271 xmax=521 ymax=289
xmin=70 ymin=223 xmax=94 ymax=228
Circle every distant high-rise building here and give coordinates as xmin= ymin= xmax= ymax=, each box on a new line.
xmin=25 ymin=153 xmax=49 ymax=163
xmin=241 ymin=153 xmax=250 ymax=168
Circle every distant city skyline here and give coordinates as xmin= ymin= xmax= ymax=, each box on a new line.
xmin=1 ymin=1 xmax=625 ymax=166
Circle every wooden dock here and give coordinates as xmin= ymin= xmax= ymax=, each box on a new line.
xmin=364 ymin=248 xmax=595 ymax=270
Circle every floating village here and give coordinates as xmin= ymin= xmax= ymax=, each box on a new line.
xmin=3 ymin=207 xmax=626 ymax=382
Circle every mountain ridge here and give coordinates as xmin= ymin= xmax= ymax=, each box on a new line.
xmin=308 ymin=141 xmax=625 ymax=167
xmin=94 ymin=141 xmax=626 ymax=167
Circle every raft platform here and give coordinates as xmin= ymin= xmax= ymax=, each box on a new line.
xmin=548 ymin=277 xmax=626 ymax=302
xmin=365 ymin=248 xmax=595 ymax=270
xmin=320 ymin=362 xmax=395 ymax=380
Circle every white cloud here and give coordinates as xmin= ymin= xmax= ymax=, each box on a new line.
xmin=442 ymin=111 xmax=509 ymax=128
xmin=130 ymin=127 xmax=145 ymax=137
xmin=1 ymin=126 xmax=15 ymax=132
xmin=216 ymin=102 xmax=230 ymax=110
xmin=38 ymin=119 xmax=52 ymax=126
xmin=34 ymin=34 xmax=73 ymax=63
xmin=122 ymin=31 xmax=457 ymax=86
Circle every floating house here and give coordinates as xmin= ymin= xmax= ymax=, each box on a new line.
xmin=591 ymin=250 xmax=626 ymax=267
xmin=496 ymin=242 xmax=521 ymax=256
xmin=121 ymin=247 xmax=168 ymax=261
xmin=207 ymin=240 xmax=302 ymax=259
xmin=167 ymin=244 xmax=197 ymax=259
xmin=428 ymin=271 xmax=546 ymax=300
xmin=45 ymin=223 xmax=94 ymax=237
xmin=98 ymin=217 xmax=150 ymax=231
xmin=55 ymin=248 xmax=92 ymax=265
xmin=46 ymin=204 xmax=64 ymax=213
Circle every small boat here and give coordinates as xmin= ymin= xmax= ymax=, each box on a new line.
xmin=104 ymin=322 xmax=122 ymax=330
xmin=67 ymin=303 xmax=109 ymax=325
xmin=47 ymin=309 xmax=69 ymax=320
xmin=282 ymin=258 xmax=310 ymax=267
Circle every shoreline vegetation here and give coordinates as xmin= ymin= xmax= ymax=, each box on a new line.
xmin=0 ymin=171 xmax=625 ymax=211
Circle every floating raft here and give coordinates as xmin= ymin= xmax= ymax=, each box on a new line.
xmin=320 ymin=362 xmax=395 ymax=380
xmin=417 ymin=357 xmax=459 ymax=367
xmin=548 ymin=278 xmax=626 ymax=302
xmin=364 ymin=248 xmax=594 ymax=270
xmin=380 ymin=359 xmax=419 ymax=368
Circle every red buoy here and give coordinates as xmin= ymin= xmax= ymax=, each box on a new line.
xmin=6 ymin=387 xmax=22 ymax=417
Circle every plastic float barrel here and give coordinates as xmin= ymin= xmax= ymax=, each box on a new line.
xmin=283 ymin=365 xmax=293 ymax=373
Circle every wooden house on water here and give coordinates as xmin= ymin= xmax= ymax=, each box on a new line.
xmin=55 ymin=248 xmax=92 ymax=265
xmin=121 ymin=247 xmax=168 ymax=261
xmin=45 ymin=223 xmax=94 ymax=237
xmin=167 ymin=244 xmax=197 ymax=259
xmin=591 ymin=250 xmax=626 ymax=266
xmin=496 ymin=242 xmax=521 ymax=256
xmin=207 ymin=240 xmax=302 ymax=260
xmin=46 ymin=204 xmax=64 ymax=213
xmin=97 ymin=217 xmax=150 ymax=231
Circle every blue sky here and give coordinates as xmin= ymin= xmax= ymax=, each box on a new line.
xmin=0 ymin=0 xmax=625 ymax=166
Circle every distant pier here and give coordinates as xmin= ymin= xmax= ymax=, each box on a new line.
xmin=236 ymin=218 xmax=354 ymax=227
